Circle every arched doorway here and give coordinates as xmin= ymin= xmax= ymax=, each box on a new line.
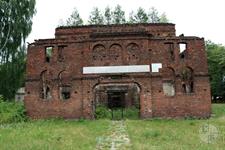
xmin=93 ymin=83 xmax=141 ymax=119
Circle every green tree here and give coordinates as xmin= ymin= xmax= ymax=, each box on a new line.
xmin=112 ymin=5 xmax=126 ymax=24
xmin=128 ymin=11 xmax=136 ymax=24
xmin=206 ymin=41 xmax=225 ymax=100
xmin=135 ymin=7 xmax=148 ymax=23
xmin=0 ymin=0 xmax=36 ymax=100
xmin=148 ymin=7 xmax=160 ymax=23
xmin=129 ymin=7 xmax=148 ymax=23
xmin=66 ymin=8 xmax=83 ymax=26
xmin=88 ymin=7 xmax=104 ymax=25
xmin=159 ymin=12 xmax=169 ymax=23
xmin=104 ymin=6 xmax=112 ymax=25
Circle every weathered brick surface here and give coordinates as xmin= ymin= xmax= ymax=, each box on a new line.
xmin=25 ymin=23 xmax=211 ymax=119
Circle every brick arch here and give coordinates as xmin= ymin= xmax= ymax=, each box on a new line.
xmin=40 ymin=70 xmax=47 ymax=81
xmin=127 ymin=43 xmax=140 ymax=51
xmin=92 ymin=44 xmax=106 ymax=61
xmin=180 ymin=66 xmax=193 ymax=81
xmin=92 ymin=82 xmax=141 ymax=118
xmin=126 ymin=43 xmax=140 ymax=64
xmin=92 ymin=44 xmax=106 ymax=51
xmin=162 ymin=67 xmax=175 ymax=81
xmin=40 ymin=70 xmax=53 ymax=86
xmin=109 ymin=44 xmax=122 ymax=63
xmin=58 ymin=70 xmax=71 ymax=85
xmin=92 ymin=82 xmax=141 ymax=93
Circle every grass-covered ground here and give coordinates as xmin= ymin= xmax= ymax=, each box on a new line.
xmin=127 ymin=104 xmax=225 ymax=150
xmin=0 ymin=104 xmax=224 ymax=150
xmin=0 ymin=119 xmax=110 ymax=150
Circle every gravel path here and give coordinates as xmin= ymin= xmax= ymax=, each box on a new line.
xmin=96 ymin=120 xmax=131 ymax=150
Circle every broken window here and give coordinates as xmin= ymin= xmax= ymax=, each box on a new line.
xmin=40 ymin=86 xmax=52 ymax=99
xmin=40 ymin=70 xmax=52 ymax=99
xmin=163 ymin=82 xmax=175 ymax=96
xmin=182 ymin=82 xmax=194 ymax=93
xmin=45 ymin=46 xmax=53 ymax=62
xmin=179 ymin=43 xmax=187 ymax=59
xmin=165 ymin=43 xmax=174 ymax=61
xmin=181 ymin=67 xmax=194 ymax=93
xmin=58 ymin=45 xmax=66 ymax=61
xmin=59 ymin=86 xmax=71 ymax=100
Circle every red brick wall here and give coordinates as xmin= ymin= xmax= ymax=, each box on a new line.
xmin=25 ymin=23 xmax=211 ymax=119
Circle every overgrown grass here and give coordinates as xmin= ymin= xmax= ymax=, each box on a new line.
xmin=0 ymin=119 xmax=110 ymax=150
xmin=212 ymin=103 xmax=225 ymax=118
xmin=126 ymin=104 xmax=225 ymax=150
xmin=0 ymin=104 xmax=224 ymax=149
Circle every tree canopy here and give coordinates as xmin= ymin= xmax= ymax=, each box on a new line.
xmin=0 ymin=0 xmax=36 ymax=100
xmin=129 ymin=7 xmax=148 ymax=23
xmin=112 ymin=5 xmax=126 ymax=24
xmin=61 ymin=5 xmax=169 ymax=26
xmin=88 ymin=7 xmax=104 ymax=25
xmin=66 ymin=8 xmax=83 ymax=26
xmin=206 ymin=41 xmax=225 ymax=101
xmin=104 ymin=6 xmax=112 ymax=25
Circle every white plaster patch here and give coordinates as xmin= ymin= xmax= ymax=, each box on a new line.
xmin=151 ymin=63 xmax=162 ymax=72
xmin=83 ymin=65 xmax=150 ymax=74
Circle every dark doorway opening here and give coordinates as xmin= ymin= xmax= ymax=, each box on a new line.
xmin=107 ymin=91 xmax=126 ymax=120
xmin=108 ymin=91 xmax=125 ymax=109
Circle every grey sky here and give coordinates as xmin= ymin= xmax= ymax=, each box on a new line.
xmin=27 ymin=0 xmax=225 ymax=44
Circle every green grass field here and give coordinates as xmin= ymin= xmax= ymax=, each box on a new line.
xmin=0 ymin=104 xmax=224 ymax=150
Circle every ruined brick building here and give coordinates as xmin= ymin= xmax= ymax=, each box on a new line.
xmin=25 ymin=23 xmax=211 ymax=119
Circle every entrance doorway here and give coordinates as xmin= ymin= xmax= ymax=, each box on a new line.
xmin=93 ymin=83 xmax=141 ymax=119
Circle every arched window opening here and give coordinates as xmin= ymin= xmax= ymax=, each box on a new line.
xmin=181 ymin=67 xmax=194 ymax=93
xmin=40 ymin=70 xmax=51 ymax=99
xmin=162 ymin=67 xmax=175 ymax=96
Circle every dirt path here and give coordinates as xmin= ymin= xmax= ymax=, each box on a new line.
xmin=96 ymin=120 xmax=131 ymax=150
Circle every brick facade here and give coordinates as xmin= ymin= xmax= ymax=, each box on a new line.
xmin=25 ymin=23 xmax=211 ymax=119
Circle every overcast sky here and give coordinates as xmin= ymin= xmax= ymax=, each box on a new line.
xmin=27 ymin=0 xmax=225 ymax=44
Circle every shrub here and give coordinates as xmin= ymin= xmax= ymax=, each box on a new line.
xmin=95 ymin=105 xmax=140 ymax=120
xmin=95 ymin=105 xmax=111 ymax=119
xmin=0 ymin=96 xmax=27 ymax=124
xmin=124 ymin=106 xmax=139 ymax=119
